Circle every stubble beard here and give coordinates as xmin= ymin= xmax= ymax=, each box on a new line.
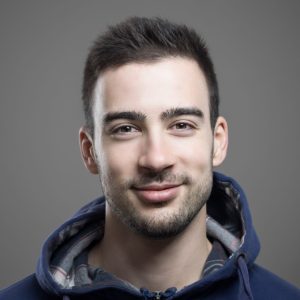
xmin=99 ymin=165 xmax=213 ymax=240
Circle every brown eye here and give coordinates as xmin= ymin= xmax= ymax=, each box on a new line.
xmin=169 ymin=121 xmax=197 ymax=137
xmin=118 ymin=125 xmax=136 ymax=133
xmin=110 ymin=124 xmax=141 ymax=140
xmin=111 ymin=125 xmax=139 ymax=134
xmin=172 ymin=122 xmax=194 ymax=130
xmin=175 ymin=123 xmax=191 ymax=130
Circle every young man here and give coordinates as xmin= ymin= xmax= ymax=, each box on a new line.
xmin=1 ymin=17 xmax=299 ymax=300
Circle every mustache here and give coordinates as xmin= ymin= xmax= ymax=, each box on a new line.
xmin=124 ymin=170 xmax=191 ymax=188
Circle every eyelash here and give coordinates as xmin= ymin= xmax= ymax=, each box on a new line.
xmin=110 ymin=124 xmax=140 ymax=136
xmin=170 ymin=122 xmax=195 ymax=130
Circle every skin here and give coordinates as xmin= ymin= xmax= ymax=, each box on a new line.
xmin=79 ymin=57 xmax=228 ymax=291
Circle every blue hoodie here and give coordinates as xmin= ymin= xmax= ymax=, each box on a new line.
xmin=1 ymin=172 xmax=299 ymax=299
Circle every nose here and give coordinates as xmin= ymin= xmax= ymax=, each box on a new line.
xmin=138 ymin=134 xmax=175 ymax=172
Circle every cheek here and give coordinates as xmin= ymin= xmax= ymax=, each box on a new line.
xmin=100 ymin=142 xmax=138 ymax=178
xmin=175 ymin=135 xmax=213 ymax=168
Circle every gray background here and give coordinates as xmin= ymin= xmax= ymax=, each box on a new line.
xmin=0 ymin=0 xmax=299 ymax=289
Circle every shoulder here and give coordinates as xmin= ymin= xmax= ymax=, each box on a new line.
xmin=249 ymin=264 xmax=300 ymax=299
xmin=0 ymin=274 xmax=59 ymax=300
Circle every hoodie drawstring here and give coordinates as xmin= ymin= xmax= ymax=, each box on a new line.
xmin=237 ymin=255 xmax=254 ymax=300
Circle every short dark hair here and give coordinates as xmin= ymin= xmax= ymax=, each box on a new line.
xmin=82 ymin=17 xmax=219 ymax=135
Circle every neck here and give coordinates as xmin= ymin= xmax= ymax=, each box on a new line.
xmin=89 ymin=205 xmax=211 ymax=292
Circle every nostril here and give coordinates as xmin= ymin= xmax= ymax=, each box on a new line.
xmin=138 ymin=151 xmax=174 ymax=172
xmin=138 ymin=155 xmax=174 ymax=172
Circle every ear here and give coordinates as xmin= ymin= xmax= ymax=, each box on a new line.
xmin=212 ymin=116 xmax=228 ymax=167
xmin=79 ymin=127 xmax=99 ymax=174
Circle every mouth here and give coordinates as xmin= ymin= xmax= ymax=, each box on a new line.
xmin=131 ymin=183 xmax=182 ymax=203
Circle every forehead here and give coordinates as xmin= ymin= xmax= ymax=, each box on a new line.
xmin=93 ymin=57 xmax=210 ymax=120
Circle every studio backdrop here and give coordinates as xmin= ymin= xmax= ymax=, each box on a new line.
xmin=0 ymin=0 xmax=299 ymax=288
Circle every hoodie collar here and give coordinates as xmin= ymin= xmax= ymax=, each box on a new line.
xmin=36 ymin=172 xmax=260 ymax=298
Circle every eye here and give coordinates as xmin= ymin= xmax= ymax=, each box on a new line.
xmin=171 ymin=121 xmax=195 ymax=131
xmin=173 ymin=122 xmax=193 ymax=130
xmin=114 ymin=125 xmax=138 ymax=133
xmin=169 ymin=121 xmax=197 ymax=136
xmin=110 ymin=124 xmax=141 ymax=139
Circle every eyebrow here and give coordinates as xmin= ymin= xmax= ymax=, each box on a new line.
xmin=161 ymin=107 xmax=204 ymax=120
xmin=103 ymin=111 xmax=146 ymax=125
xmin=102 ymin=107 xmax=204 ymax=125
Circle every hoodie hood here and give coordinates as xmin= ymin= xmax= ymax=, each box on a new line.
xmin=36 ymin=172 xmax=260 ymax=299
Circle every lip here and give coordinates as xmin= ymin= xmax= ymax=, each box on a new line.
xmin=132 ymin=184 xmax=182 ymax=203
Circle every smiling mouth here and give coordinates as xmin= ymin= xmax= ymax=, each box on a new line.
xmin=132 ymin=183 xmax=182 ymax=203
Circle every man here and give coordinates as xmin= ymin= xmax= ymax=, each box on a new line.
xmin=1 ymin=17 xmax=299 ymax=300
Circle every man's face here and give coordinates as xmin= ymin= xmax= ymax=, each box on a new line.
xmin=87 ymin=57 xmax=226 ymax=238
